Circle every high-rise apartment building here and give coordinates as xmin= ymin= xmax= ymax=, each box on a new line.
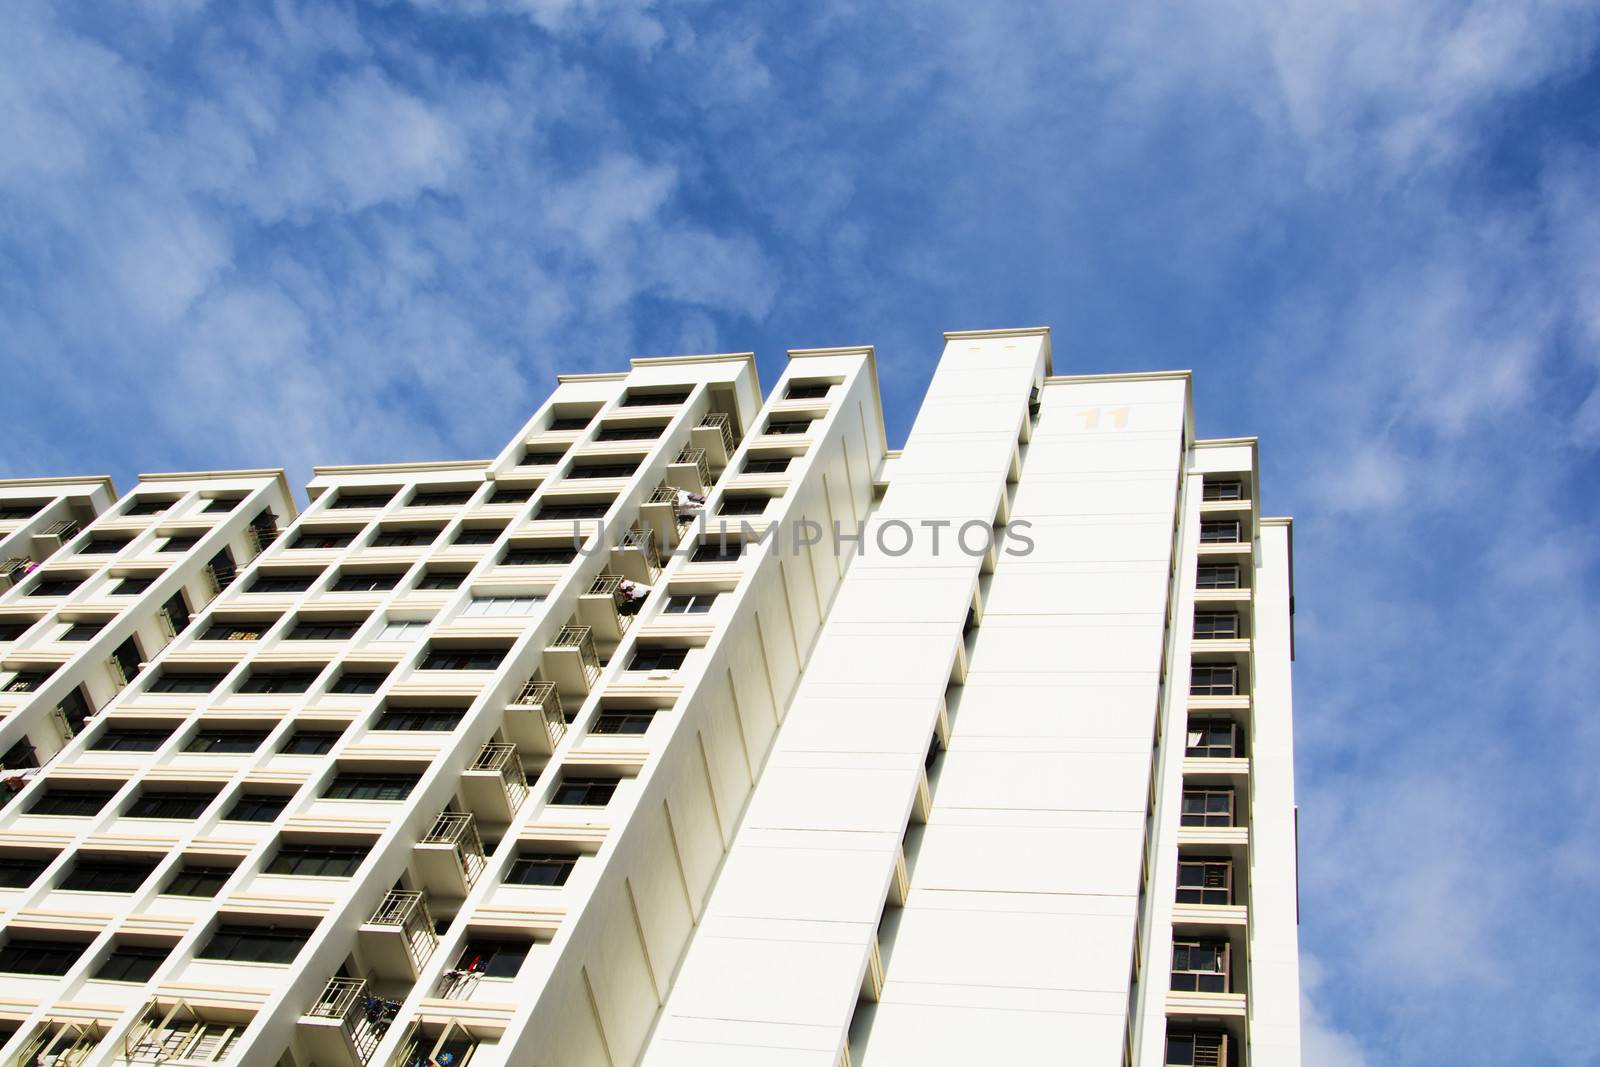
xmin=0 ymin=329 xmax=1298 ymax=1067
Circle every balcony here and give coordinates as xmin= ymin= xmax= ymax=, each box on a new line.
xmin=299 ymin=977 xmax=400 ymax=1067
xmin=360 ymin=890 xmax=439 ymax=980
xmin=692 ymin=413 xmax=737 ymax=468
xmin=414 ymin=811 xmax=487 ymax=897
xmin=610 ymin=526 xmax=660 ymax=583
xmin=462 ymin=742 xmax=529 ymax=824
xmin=0 ymin=556 xmax=33 ymax=591
xmin=666 ymin=448 xmax=712 ymax=494
xmin=31 ymin=519 xmax=80 ymax=558
xmin=506 ymin=679 xmax=565 ymax=754
xmin=577 ymin=574 xmax=632 ymax=644
xmin=639 ymin=484 xmax=686 ymax=551
xmin=244 ymin=522 xmax=280 ymax=559
xmin=203 ymin=561 xmax=236 ymax=597
xmin=544 ymin=625 xmax=601 ymax=698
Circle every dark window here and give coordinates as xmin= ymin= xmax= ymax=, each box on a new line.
xmin=29 ymin=576 xmax=84 ymax=597
xmin=1 ymin=739 xmax=37 ymax=770
xmin=1165 ymin=1030 xmax=1228 ymax=1066
xmin=592 ymin=711 xmax=655 ymax=735
xmin=200 ymin=621 xmax=266 ymax=641
xmin=60 ymin=856 xmax=157 ymax=892
xmin=551 ymin=776 xmax=619 ymax=806
xmin=329 ymin=670 xmax=389 ymax=695
xmin=765 ymin=419 xmax=811 ymax=435
xmin=329 ymin=492 xmax=395 ymax=511
xmin=58 ymin=687 xmax=93 ymax=733
xmin=566 ymin=463 xmax=638 ymax=479
xmin=198 ymin=925 xmax=310 ymax=964
xmin=501 ymin=546 xmax=576 ymax=566
xmin=419 ymin=648 xmax=504 ymax=671
xmin=1199 ymin=520 xmax=1243 ymax=544
xmin=628 ymin=647 xmax=687 ymax=672
xmin=127 ymin=791 xmax=215 ymax=820
xmin=453 ymin=938 xmax=530 ymax=978
xmin=239 ymin=672 xmax=318 ymax=695
xmin=785 ymin=383 xmax=831 ymax=400
xmin=331 ymin=572 xmax=401 ymax=593
xmin=548 ymin=416 xmax=594 ymax=431
xmin=163 ymin=591 xmax=192 ymax=633
xmin=0 ymin=501 xmax=44 ymax=519
xmin=81 ymin=538 xmax=131 ymax=554
xmin=158 ymin=534 xmax=201 ymax=553
xmin=661 ymin=593 xmax=716 ymax=615
xmin=0 ymin=854 xmax=52 ymax=888
xmin=164 ymin=865 xmax=234 ymax=897
xmin=280 ymin=729 xmax=343 ymax=756
xmin=5 ymin=671 xmax=50 ymax=693
xmin=487 ymin=485 xmax=535 ymax=504
xmin=718 ymin=497 xmax=767 ymax=516
xmin=265 ymin=843 xmax=369 ymax=877
xmin=374 ymin=707 xmax=463 ymax=732
xmin=593 ymin=424 xmax=663 ymax=442
xmin=111 ymin=635 xmax=142 ymax=683
xmin=619 ymin=391 xmax=689 ymax=408
xmin=452 ymin=527 xmax=503 ymax=545
xmin=292 ymin=529 xmax=355 ymax=550
xmin=95 ymin=943 xmax=170 ymax=983
xmin=186 ymin=730 xmax=267 ymax=754
xmin=1176 ymin=859 xmax=1233 ymax=906
xmin=287 ymin=619 xmax=361 ymax=641
xmin=1202 ymin=481 xmax=1244 ymax=502
xmin=110 ymin=576 xmax=156 ymax=596
xmin=504 ymin=853 xmax=576 ymax=887
xmin=521 ymin=449 xmax=566 ymax=466
xmin=124 ymin=499 xmax=172 ymax=516
xmin=1180 ymin=789 xmax=1235 ymax=827
xmin=415 ymin=571 xmax=465 ymax=590
xmin=1193 ymin=613 xmax=1239 ymax=639
xmin=323 ymin=774 xmax=418 ymax=801
xmin=408 ymin=490 xmax=474 ymax=507
xmin=90 ymin=728 xmax=172 ymax=753
xmin=1189 ymin=665 xmax=1238 ymax=696
xmin=28 ymin=789 xmax=113 ymax=816
xmin=1196 ymin=564 xmax=1241 ymax=590
xmin=690 ymin=540 xmax=743 ymax=563
xmin=371 ymin=528 xmax=439 ymax=548
xmin=204 ymin=498 xmax=241 ymax=513
xmin=0 ymin=619 xmax=36 ymax=641
xmin=0 ymin=937 xmax=86 ymax=975
xmin=224 ymin=793 xmax=289 ymax=822
xmin=59 ymin=621 xmax=106 ymax=640
xmin=250 ymin=573 xmax=314 ymax=594
xmin=743 ymin=456 xmax=791 ymax=474
xmin=1186 ymin=719 xmax=1242 ymax=759
xmin=534 ymin=501 xmax=611 ymax=520
xmin=1171 ymin=940 xmax=1230 ymax=993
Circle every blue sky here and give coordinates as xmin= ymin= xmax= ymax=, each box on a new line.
xmin=4 ymin=1 xmax=1599 ymax=1062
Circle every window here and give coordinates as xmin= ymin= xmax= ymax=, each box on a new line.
xmin=29 ymin=575 xmax=84 ymax=597
xmin=287 ymin=619 xmax=361 ymax=641
xmin=453 ymin=939 xmax=529 ymax=978
xmin=280 ymin=729 xmax=343 ymax=756
xmin=59 ymin=621 xmax=105 ymax=640
xmin=329 ymin=491 xmax=394 ymax=511
xmin=409 ymin=489 xmax=473 ymax=507
xmin=1202 ymin=480 xmax=1244 ymax=502
xmin=521 ymin=449 xmax=565 ymax=466
xmin=548 ymin=415 xmax=594 ymax=431
xmin=249 ymin=573 xmax=313 ymax=594
xmin=238 ymin=671 xmax=318 ymax=695
xmin=374 ymin=707 xmax=462 ymax=732
xmin=0 ymin=619 xmax=37 ymax=641
xmin=1193 ymin=613 xmax=1239 ymax=639
xmin=163 ymin=591 xmax=192 ymax=633
xmin=204 ymin=498 xmax=241 ymax=513
xmin=690 ymin=540 xmax=743 ymax=563
xmin=718 ymin=497 xmax=767 ymax=516
xmin=223 ymin=792 xmax=288 ymax=822
xmin=619 ymin=390 xmax=688 ymax=408
xmin=591 ymin=711 xmax=655 ymax=735
xmin=1189 ymin=665 xmax=1238 ymax=696
xmin=201 ymin=620 xmax=267 ymax=641
xmin=331 ymin=571 xmax=401 ymax=592
xmin=452 ymin=526 xmax=504 ymax=545
xmin=764 ymin=418 xmax=811 ymax=435
xmin=0 ymin=501 xmax=44 ymax=519
xmin=1180 ymin=789 xmax=1235 ymax=827
xmin=127 ymin=791 xmax=216 ymax=820
xmin=329 ymin=670 xmax=389 ymax=694
xmin=90 ymin=728 xmax=172 ymax=753
xmin=504 ymin=852 xmax=576 ymax=886
xmin=416 ymin=570 xmax=465 ymax=590
xmin=594 ymin=424 xmax=663 ymax=442
xmin=187 ymin=730 xmax=267 ymax=754
xmin=1 ymin=739 xmax=37 ymax=770
xmin=164 ymin=865 xmax=235 ymax=897
xmin=566 ymin=463 xmax=638 ymax=479
xmin=264 ymin=843 xmax=368 ymax=877
xmin=370 ymin=528 xmax=439 ymax=548
xmin=785 ymin=382 xmax=831 ymax=400
xmin=535 ymin=501 xmax=611 ymax=520
xmin=159 ymin=534 xmax=201 ymax=553
xmin=487 ymin=484 xmax=534 ymax=504
xmin=1186 ymin=719 xmax=1242 ymax=759
xmin=461 ymin=596 xmax=544 ymax=618
xmin=128 ymin=1016 xmax=241 ymax=1063
xmin=743 ymin=456 xmax=791 ymax=474
xmin=323 ymin=774 xmax=418 ymax=801
xmin=292 ymin=529 xmax=354 ymax=550
xmin=501 ymin=546 xmax=576 ymax=566
xmin=628 ymin=647 xmax=687 ymax=672
xmin=28 ymin=789 xmax=113 ymax=816
xmin=1171 ymin=940 xmax=1230 ymax=993
xmin=60 ymin=856 xmax=158 ymax=892
xmin=124 ymin=498 xmax=173 ymax=516
xmin=198 ymin=924 xmax=310 ymax=964
xmin=550 ymin=776 xmax=619 ymax=806
xmin=0 ymin=854 xmax=51 ymax=888
xmin=95 ymin=943 xmax=170 ymax=983
xmin=1196 ymin=564 xmax=1240 ymax=589
xmin=419 ymin=648 xmax=504 ymax=671
xmin=661 ymin=593 xmax=716 ymax=615
xmin=81 ymin=537 xmax=130 ymax=554
xmin=0 ymin=937 xmax=86 ymax=975
xmin=1199 ymin=520 xmax=1243 ymax=544
xmin=1165 ymin=1030 xmax=1228 ymax=1066
xmin=1176 ymin=859 xmax=1233 ymax=906
xmin=5 ymin=671 xmax=50 ymax=693
xmin=375 ymin=619 xmax=428 ymax=642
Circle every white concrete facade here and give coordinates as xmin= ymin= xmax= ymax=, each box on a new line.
xmin=0 ymin=330 xmax=1298 ymax=1067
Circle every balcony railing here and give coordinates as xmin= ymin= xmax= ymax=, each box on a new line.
xmin=551 ymin=625 xmax=601 ymax=683
xmin=422 ymin=811 xmax=486 ymax=887
xmin=307 ymin=977 xmax=398 ymax=1064
xmin=203 ymin=562 xmax=236 ymax=596
xmin=648 ymin=484 xmax=679 ymax=506
xmin=510 ymin=679 xmax=565 ymax=748
xmin=106 ymin=655 xmax=130 ymax=691
xmin=674 ymin=448 xmax=711 ymax=490
xmin=1 ymin=557 xmax=31 ymax=585
xmin=699 ymin=412 xmax=736 ymax=454
xmin=620 ymin=526 xmax=660 ymax=573
xmin=470 ymin=742 xmax=529 ymax=810
xmin=367 ymin=890 xmax=438 ymax=969
xmin=42 ymin=519 xmax=80 ymax=540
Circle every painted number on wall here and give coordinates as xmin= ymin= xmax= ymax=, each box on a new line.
xmin=1073 ymin=405 xmax=1130 ymax=430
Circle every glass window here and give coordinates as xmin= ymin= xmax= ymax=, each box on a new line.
xmin=1170 ymin=940 xmax=1230 ymax=993
xmin=550 ymin=776 xmax=619 ymax=806
xmin=280 ymin=730 xmax=343 ymax=756
xmin=619 ymin=390 xmax=688 ymax=408
xmin=415 ymin=571 xmax=465 ymax=590
xmin=124 ymin=499 xmax=173 ymax=516
xmin=764 ymin=418 xmax=811 ymax=435
xmin=264 ymin=844 xmax=369 ymax=877
xmin=370 ymin=528 xmax=438 ymax=548
xmin=126 ymin=792 xmax=215 ymax=820
xmin=591 ymin=712 xmax=655 ymax=735
xmin=487 ymin=485 xmax=534 ymax=503
xmin=408 ymin=490 xmax=473 ymax=507
xmin=501 ymin=546 xmax=576 ymax=566
xmin=785 ymin=382 xmax=831 ymax=400
xmin=375 ymin=619 xmax=428 ymax=642
xmin=717 ymin=497 xmax=767 ymax=516
xmin=329 ymin=670 xmax=389 ymax=695
xmin=27 ymin=789 xmax=113 ymax=816
xmin=547 ymin=415 xmax=593 ymax=431
xmin=29 ymin=576 xmax=85 ymax=597
xmin=186 ymin=731 xmax=267 ymax=754
xmin=204 ymin=498 xmax=241 ymax=513
xmin=521 ymin=449 xmax=565 ymax=466
xmin=329 ymin=492 xmax=394 ymax=511
xmin=238 ymin=672 xmax=318 ymax=695
xmin=534 ymin=501 xmax=611 ymax=520
xmin=1176 ymin=859 xmax=1232 ymax=906
xmin=164 ymin=865 xmax=235 ymax=897
xmin=0 ymin=937 xmax=86 ymax=975
xmin=287 ymin=620 xmax=360 ymax=641
xmin=58 ymin=621 xmax=106 ymax=640
xmin=1189 ymin=665 xmax=1238 ymax=696
xmin=418 ymin=648 xmax=504 ymax=671
xmin=1196 ymin=564 xmax=1240 ymax=589
xmin=95 ymin=943 xmax=171 ymax=983
xmin=1193 ymin=613 xmax=1239 ymax=639
xmin=159 ymin=534 xmax=201 ymax=553
xmin=743 ymin=456 xmax=791 ymax=474
xmin=460 ymin=596 xmax=544 ymax=618
xmin=1199 ymin=520 xmax=1243 ymax=544
xmin=628 ymin=647 xmax=687 ymax=672
xmin=661 ymin=593 xmax=716 ymax=615
xmin=81 ymin=538 xmax=130 ymax=554
xmin=292 ymin=529 xmax=355 ymax=550
xmin=504 ymin=853 xmax=576 ymax=887
xmin=373 ymin=707 xmax=462 ymax=732
xmin=249 ymin=573 xmax=314 ymax=593
xmin=323 ymin=774 xmax=418 ymax=801
xmin=331 ymin=572 xmax=401 ymax=593
xmin=198 ymin=925 xmax=310 ymax=964
xmin=59 ymin=857 xmax=157 ymax=892
xmin=593 ymin=424 xmax=663 ymax=442
xmin=1185 ymin=719 xmax=1242 ymax=758
xmin=201 ymin=621 xmax=266 ymax=641
xmin=1180 ymin=789 xmax=1235 ymax=827
xmin=224 ymin=794 xmax=289 ymax=822
xmin=90 ymin=728 xmax=172 ymax=753
xmin=1202 ymin=481 xmax=1244 ymax=501
xmin=0 ymin=853 xmax=52 ymax=888
xmin=453 ymin=939 xmax=529 ymax=978
xmin=690 ymin=541 xmax=743 ymax=563
xmin=566 ymin=463 xmax=638 ymax=479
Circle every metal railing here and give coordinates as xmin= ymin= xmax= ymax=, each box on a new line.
xmin=510 ymin=679 xmax=566 ymax=748
xmin=551 ymin=625 xmax=601 ymax=683
xmin=106 ymin=655 xmax=130 ymax=691
xmin=1 ymin=557 xmax=31 ymax=584
xmin=673 ymin=447 xmax=711 ymax=490
xmin=156 ymin=607 xmax=179 ymax=642
xmin=367 ymin=890 xmax=438 ymax=969
xmin=619 ymin=526 xmax=660 ymax=574
xmin=647 ymin=484 xmax=679 ymax=506
xmin=422 ymin=811 xmax=486 ymax=887
xmin=42 ymin=519 xmax=80 ymax=540
xmin=470 ymin=743 xmax=529 ymax=810
xmin=699 ymin=412 xmax=736 ymax=454
xmin=307 ymin=977 xmax=396 ymax=1064
xmin=203 ymin=563 xmax=235 ymax=596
